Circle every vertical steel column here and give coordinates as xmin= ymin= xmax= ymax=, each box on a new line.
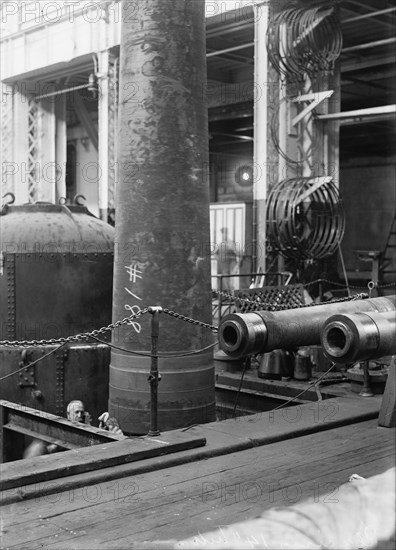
xmin=27 ymin=98 xmax=40 ymax=202
xmin=98 ymin=50 xmax=109 ymax=222
xmin=55 ymin=94 xmax=67 ymax=201
xmin=13 ymin=88 xmax=29 ymax=203
xmin=107 ymin=56 xmax=119 ymax=221
xmin=0 ymin=84 xmax=15 ymax=198
xmin=37 ymin=98 xmax=56 ymax=202
xmin=109 ymin=0 xmax=215 ymax=434
xmin=253 ymin=2 xmax=269 ymax=273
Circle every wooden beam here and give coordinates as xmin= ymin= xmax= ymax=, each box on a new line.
xmin=0 ymin=428 xmax=207 ymax=491
xmin=378 ymin=357 xmax=396 ymax=428
xmin=0 ymin=400 xmax=124 ymax=463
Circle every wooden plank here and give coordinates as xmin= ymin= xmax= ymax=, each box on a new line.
xmin=3 ymin=424 xmax=78 ymax=450
xmin=77 ymin=444 xmax=396 ymax=548
xmin=3 ymin=421 xmax=384 ymax=523
xmin=201 ymin=394 xmax=382 ymax=446
xmin=4 ymin=442 xmax=394 ymax=549
xmin=0 ymin=430 xmax=207 ymax=491
xmin=3 ymin=420 xmax=392 ymax=527
xmin=0 ymin=394 xmax=384 ymax=502
xmin=378 ymin=359 xmax=396 ymax=427
xmin=0 ymin=403 xmax=8 ymax=462
xmin=1 ymin=420 xmax=394 ymax=549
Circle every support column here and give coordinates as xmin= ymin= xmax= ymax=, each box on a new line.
xmin=55 ymin=94 xmax=67 ymax=201
xmin=37 ymin=98 xmax=56 ymax=203
xmin=0 ymin=84 xmax=15 ymax=198
xmin=13 ymin=90 xmax=29 ymax=203
xmin=109 ymin=0 xmax=215 ymax=434
xmin=107 ymin=56 xmax=119 ymax=222
xmin=253 ymin=1 xmax=270 ymax=273
xmin=98 ymin=50 xmax=109 ymax=222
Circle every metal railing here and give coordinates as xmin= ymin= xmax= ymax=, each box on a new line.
xmin=212 ymin=271 xmax=293 ymax=322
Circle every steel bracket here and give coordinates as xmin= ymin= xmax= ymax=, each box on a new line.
xmin=17 ymin=349 xmax=36 ymax=388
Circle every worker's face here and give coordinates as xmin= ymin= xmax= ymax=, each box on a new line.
xmin=68 ymin=403 xmax=85 ymax=423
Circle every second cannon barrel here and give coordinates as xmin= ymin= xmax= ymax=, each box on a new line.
xmin=320 ymin=310 xmax=396 ymax=363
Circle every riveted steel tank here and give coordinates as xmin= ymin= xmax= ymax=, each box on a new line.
xmin=0 ymin=197 xmax=114 ymax=421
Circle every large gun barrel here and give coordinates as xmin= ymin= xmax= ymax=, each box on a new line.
xmin=321 ymin=310 xmax=396 ymax=363
xmin=218 ymin=295 xmax=396 ymax=358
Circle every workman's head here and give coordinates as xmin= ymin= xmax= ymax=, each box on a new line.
xmin=67 ymin=400 xmax=85 ymax=423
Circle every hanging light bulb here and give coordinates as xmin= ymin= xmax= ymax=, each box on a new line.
xmin=88 ymin=73 xmax=98 ymax=97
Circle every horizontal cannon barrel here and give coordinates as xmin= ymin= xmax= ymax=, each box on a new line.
xmin=321 ymin=310 xmax=396 ymax=363
xmin=218 ymin=295 xmax=396 ymax=358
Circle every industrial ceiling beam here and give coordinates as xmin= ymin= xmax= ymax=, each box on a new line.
xmin=342 ymin=1 xmax=395 ymax=30
xmin=211 ymin=132 xmax=253 ymax=141
xmin=317 ymin=104 xmax=396 ymax=125
xmin=343 ymin=6 xmax=396 ymax=24
xmin=341 ymin=55 xmax=395 ymax=72
xmin=207 ymin=42 xmax=254 ymax=57
xmin=206 ymin=19 xmax=253 ymax=38
xmin=342 ymin=37 xmax=396 ymax=53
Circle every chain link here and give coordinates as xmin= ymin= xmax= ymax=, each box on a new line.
xmin=162 ymin=309 xmax=218 ymax=333
xmin=213 ymin=289 xmax=369 ymax=310
xmin=0 ymin=308 xmax=150 ymax=347
xmin=0 ymin=280 xmax=390 ymax=348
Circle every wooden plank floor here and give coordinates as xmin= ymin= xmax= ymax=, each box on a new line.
xmin=1 ymin=419 xmax=395 ymax=549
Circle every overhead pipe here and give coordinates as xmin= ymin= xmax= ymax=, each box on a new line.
xmin=342 ymin=37 xmax=396 ymax=53
xmin=206 ymin=42 xmax=254 ymax=58
xmin=218 ymin=295 xmax=396 ymax=358
xmin=321 ymin=310 xmax=396 ymax=363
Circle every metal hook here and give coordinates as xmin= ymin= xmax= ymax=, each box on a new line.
xmin=73 ymin=194 xmax=87 ymax=206
xmin=367 ymin=280 xmax=377 ymax=298
xmin=2 ymin=192 xmax=15 ymax=205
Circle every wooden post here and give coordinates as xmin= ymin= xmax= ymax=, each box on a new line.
xmin=378 ymin=356 xmax=396 ymax=427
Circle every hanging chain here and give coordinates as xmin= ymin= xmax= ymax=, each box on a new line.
xmin=0 ymin=282 xmax=389 ymax=348
xmin=0 ymin=308 xmax=150 ymax=347
xmin=303 ymin=277 xmax=396 ymax=290
xmin=162 ymin=309 xmax=218 ymax=333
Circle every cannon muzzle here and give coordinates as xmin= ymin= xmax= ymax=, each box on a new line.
xmin=218 ymin=295 xmax=396 ymax=358
xmin=321 ymin=310 xmax=396 ymax=363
